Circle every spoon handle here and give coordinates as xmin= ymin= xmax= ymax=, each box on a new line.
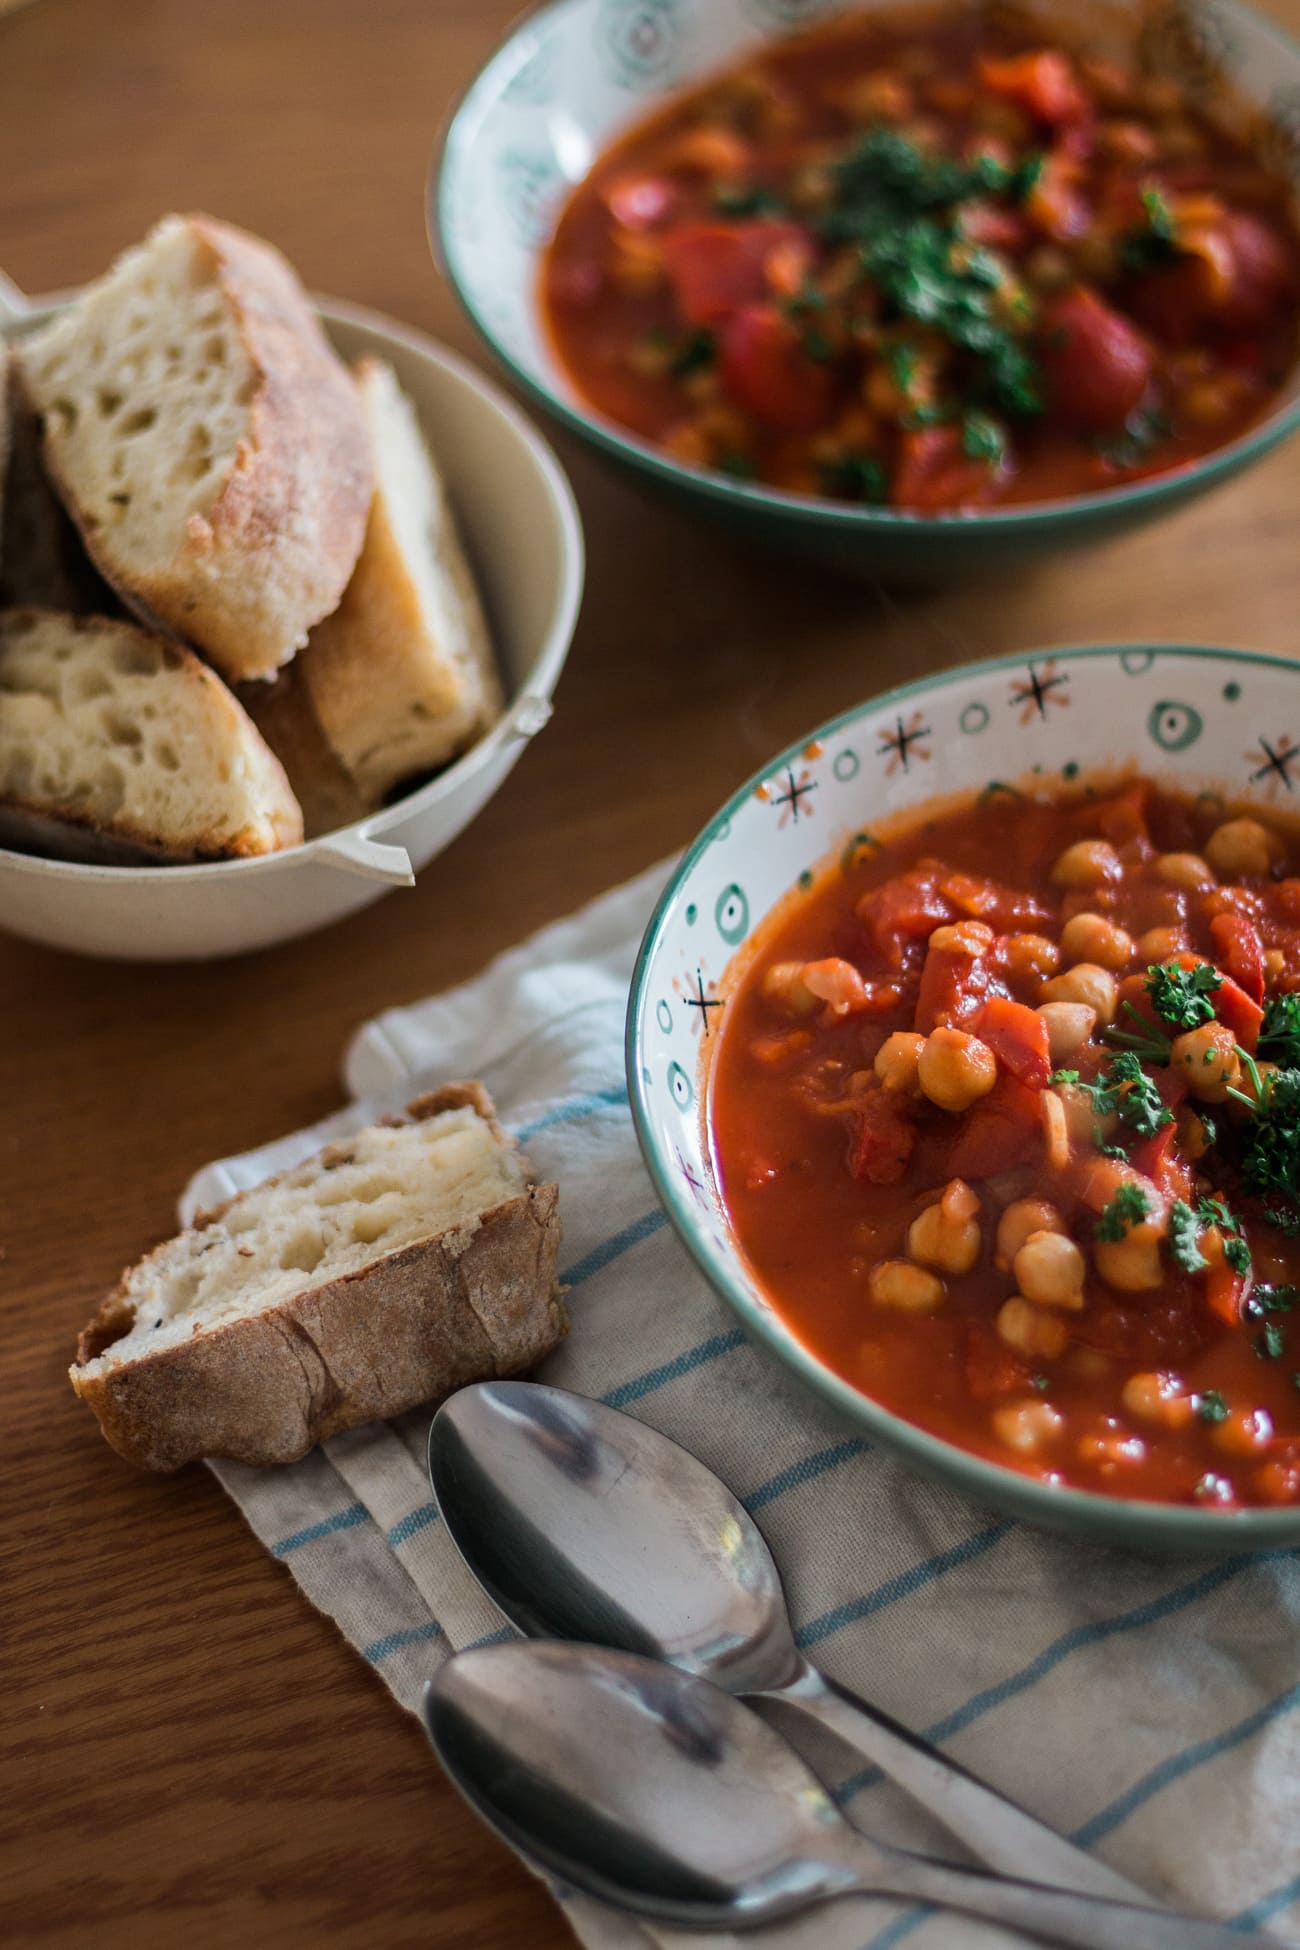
xmin=856 ymin=1846 xmax=1253 ymax=1950
xmin=760 ymin=1663 xmax=1149 ymax=1905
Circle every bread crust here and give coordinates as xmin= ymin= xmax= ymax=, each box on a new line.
xmin=24 ymin=215 xmax=373 ymax=683
xmin=70 ymin=1084 xmax=567 ymax=1470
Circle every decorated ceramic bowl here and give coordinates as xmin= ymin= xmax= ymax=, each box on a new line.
xmin=627 ymin=644 xmax=1300 ymax=1550
xmin=433 ymin=0 xmax=1300 ymax=578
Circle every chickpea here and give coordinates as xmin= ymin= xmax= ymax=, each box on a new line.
xmin=1265 ymin=948 xmax=1287 ymax=985
xmin=917 ymin=1026 xmax=998 ymax=1113
xmin=1037 ymin=1001 xmax=1097 ymax=1064
xmin=996 ymin=1296 xmax=1068 ymax=1359
xmin=1213 ymin=1406 xmax=1273 ymax=1457
xmin=1041 ymin=963 xmax=1117 ymax=1025
xmin=991 ymin=1399 xmax=1065 ymax=1455
xmin=762 ymin=961 xmax=817 ymax=1017
xmin=1001 ymin=932 xmax=1060 ymax=982
xmin=1014 ymin=1231 xmax=1086 ymax=1311
xmin=1237 ymin=1058 xmax=1280 ymax=1110
xmin=800 ymin=957 xmax=870 ymax=1016
xmin=908 ymin=1178 xmax=981 ymax=1276
xmin=1137 ymin=925 xmax=1190 ymax=963
xmin=1093 ymin=1186 xmax=1167 ymax=1293
xmin=1050 ymin=839 xmax=1122 ymax=890
xmin=1121 ymin=1371 xmax=1195 ymax=1429
xmin=1170 ymin=1022 xmax=1241 ymax=1103
xmin=1059 ymin=912 xmax=1134 ymax=971
xmin=874 ymin=1030 xmax=926 ymax=1096
xmin=996 ymin=1198 xmax=1064 ymax=1270
xmin=927 ymin=919 xmax=995 ymax=957
xmin=869 ymin=1259 xmax=945 ymax=1313
xmin=1204 ymin=817 xmax=1282 ymax=879
xmin=1077 ymin=1429 xmax=1147 ymax=1469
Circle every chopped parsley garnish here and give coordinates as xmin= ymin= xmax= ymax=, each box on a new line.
xmin=817 ymin=130 xmax=1042 ymax=420
xmin=1009 ymin=152 xmax=1046 ymax=201
xmin=668 ymin=328 xmax=716 ymax=377
xmin=1144 ymin=959 xmax=1222 ymax=1031
xmin=781 ymin=278 xmax=826 ymax=318
xmin=1195 ymin=1194 xmax=1239 ymax=1235
xmin=1104 ymin=1000 xmax=1173 ymax=1063
xmin=713 ymin=182 xmax=785 ymax=217
xmin=1256 ymin=1321 xmax=1286 ymax=1361
xmin=961 ymin=410 xmax=1007 ymax=468
xmin=1054 ymin=1053 xmax=1171 ymax=1136
xmin=1224 ymin=1235 xmax=1252 ymax=1276
xmin=1092 ymin=406 xmax=1174 ymax=471
xmin=1240 ymin=1067 xmax=1300 ymax=1223
xmin=1169 ymin=1200 xmax=1210 ymax=1274
xmin=817 ymin=453 xmax=887 ymax=503
xmin=1096 ymin=1181 xmax=1151 ymax=1242
xmin=717 ymin=449 xmax=755 ymax=479
xmin=1118 ymin=186 xmax=1179 ymax=272
xmin=1195 ymin=1390 xmax=1229 ymax=1424
xmin=1258 ymin=992 xmax=1300 ymax=1068
xmin=1252 ymin=1284 xmax=1297 ymax=1314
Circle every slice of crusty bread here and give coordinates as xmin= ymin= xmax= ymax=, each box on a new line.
xmin=238 ymin=661 xmax=373 ymax=839
xmin=70 ymin=1083 xmax=566 ymax=1470
xmin=299 ymin=357 xmax=503 ymax=802
xmin=0 ymin=374 xmax=119 ymax=613
xmin=15 ymin=213 xmax=373 ymax=683
xmin=0 ymin=609 xmax=303 ymax=861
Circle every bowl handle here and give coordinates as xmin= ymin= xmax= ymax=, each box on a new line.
xmin=0 ymin=269 xmax=30 ymax=326
xmin=314 ymin=830 xmax=416 ymax=886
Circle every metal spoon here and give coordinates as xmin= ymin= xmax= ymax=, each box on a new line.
xmin=429 ymin=1379 xmax=1145 ymax=1903
xmin=424 ymin=1641 xmax=1257 ymax=1947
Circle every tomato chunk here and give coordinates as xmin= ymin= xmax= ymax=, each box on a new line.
xmin=893 ymin=426 xmax=1002 ymax=512
xmin=661 ymin=221 xmax=812 ymax=327
xmin=915 ymin=942 xmax=997 ymax=1034
xmin=975 ymin=997 xmax=1051 ymax=1088
xmin=848 ymin=1085 xmax=916 ymax=1185
xmin=1210 ymin=912 xmax=1265 ymax=1006
xmin=858 ymin=870 xmax=953 ymax=965
xmin=718 ymin=303 xmax=835 ymax=434
xmin=946 ymin=1074 xmax=1041 ymax=1176
xmin=1039 ymin=287 xmax=1152 ymax=432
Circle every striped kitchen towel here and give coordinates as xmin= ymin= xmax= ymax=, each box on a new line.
xmin=183 ymin=861 xmax=1300 ymax=1950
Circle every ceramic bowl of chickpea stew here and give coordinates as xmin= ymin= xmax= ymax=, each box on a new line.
xmin=628 ymin=645 xmax=1300 ymax=1549
xmin=436 ymin=0 xmax=1300 ymax=577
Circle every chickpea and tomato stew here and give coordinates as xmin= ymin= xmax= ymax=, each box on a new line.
xmin=543 ymin=6 xmax=1300 ymax=511
xmin=708 ymin=782 xmax=1300 ymax=1507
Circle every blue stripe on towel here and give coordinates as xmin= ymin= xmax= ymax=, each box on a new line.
xmin=1071 ymin=1680 xmax=1300 ymax=1849
xmin=465 ymin=1624 xmax=518 ymax=1651
xmin=514 ymin=1086 xmax=628 ymax=1143
xmin=387 ymin=1502 xmax=440 ymax=1549
xmin=602 ymin=1329 xmax=746 ymax=1409
xmin=561 ymin=1209 xmax=669 ymax=1289
xmin=1232 ymin=1870 xmax=1300 ymax=1931
xmin=271 ymin=1502 xmax=368 ymax=1557
xmin=800 ymin=1523 xmax=1012 ymax=1654
xmin=363 ymin=1619 xmax=444 ymax=1664
xmin=747 ymin=1438 xmax=869 ymax=1511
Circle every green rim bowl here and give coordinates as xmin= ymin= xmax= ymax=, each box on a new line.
xmin=432 ymin=0 xmax=1300 ymax=578
xmin=627 ymin=644 xmax=1300 ymax=1552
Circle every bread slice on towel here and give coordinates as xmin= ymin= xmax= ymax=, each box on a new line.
xmin=70 ymin=1084 xmax=566 ymax=1470
xmin=15 ymin=213 xmax=373 ymax=682
xmin=299 ymin=357 xmax=503 ymax=802
xmin=0 ymin=375 xmax=119 ymax=613
xmin=0 ymin=609 xmax=303 ymax=861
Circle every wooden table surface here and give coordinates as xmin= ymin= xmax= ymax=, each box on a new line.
xmin=2 ymin=1 xmax=1299 ymax=1943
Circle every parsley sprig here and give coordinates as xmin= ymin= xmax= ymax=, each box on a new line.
xmin=1258 ymin=993 xmax=1300 ymax=1068
xmin=1096 ymin=1182 xmax=1151 ymax=1242
xmin=1144 ymin=960 xmax=1221 ymax=1031
xmin=1052 ymin=1051 xmax=1173 ymax=1136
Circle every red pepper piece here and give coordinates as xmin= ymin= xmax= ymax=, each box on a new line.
xmin=1039 ymin=287 xmax=1152 ymax=433
xmin=1204 ymin=1256 xmax=1244 ymax=1327
xmin=847 ymin=1085 xmax=916 ymax=1185
xmin=975 ymin=49 xmax=1089 ymax=125
xmin=1214 ymin=974 xmax=1263 ymax=1054
xmin=858 ymin=871 xmax=954 ymax=965
xmin=914 ymin=942 xmax=996 ymax=1035
xmin=975 ymin=996 xmax=1051 ymax=1088
xmin=893 ymin=425 xmax=1003 ymax=512
xmin=946 ymin=1074 xmax=1041 ymax=1177
xmin=1210 ymin=912 xmax=1265 ymax=1006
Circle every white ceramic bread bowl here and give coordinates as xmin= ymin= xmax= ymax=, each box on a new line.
xmin=0 ymin=273 xmax=583 ymax=960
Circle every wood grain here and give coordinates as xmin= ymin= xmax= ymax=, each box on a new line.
xmin=1 ymin=1 xmax=1299 ymax=1943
